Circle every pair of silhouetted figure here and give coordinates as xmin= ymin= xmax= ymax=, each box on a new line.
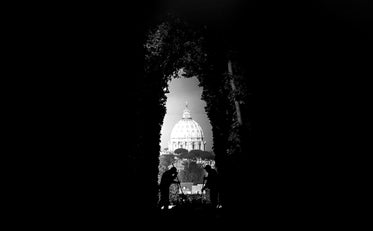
xmin=159 ymin=165 xmax=219 ymax=210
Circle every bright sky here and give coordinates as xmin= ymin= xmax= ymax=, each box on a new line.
xmin=160 ymin=76 xmax=213 ymax=151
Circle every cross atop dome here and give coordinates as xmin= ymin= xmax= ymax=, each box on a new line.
xmin=182 ymin=101 xmax=192 ymax=119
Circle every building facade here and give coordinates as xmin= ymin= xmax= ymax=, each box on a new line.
xmin=169 ymin=103 xmax=206 ymax=152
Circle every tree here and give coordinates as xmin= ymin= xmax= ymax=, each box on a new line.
xmin=158 ymin=154 xmax=176 ymax=183
xmin=179 ymin=161 xmax=205 ymax=184
xmin=174 ymin=148 xmax=188 ymax=155
xmin=179 ymin=151 xmax=193 ymax=159
xmin=159 ymin=154 xmax=176 ymax=168
xmin=189 ymin=150 xmax=215 ymax=160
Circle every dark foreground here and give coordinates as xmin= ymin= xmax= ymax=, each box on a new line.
xmin=154 ymin=205 xmax=233 ymax=229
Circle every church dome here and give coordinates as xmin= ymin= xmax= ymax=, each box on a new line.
xmin=169 ymin=102 xmax=206 ymax=152
xmin=170 ymin=119 xmax=204 ymax=140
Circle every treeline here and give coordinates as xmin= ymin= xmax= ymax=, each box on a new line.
xmin=174 ymin=148 xmax=215 ymax=160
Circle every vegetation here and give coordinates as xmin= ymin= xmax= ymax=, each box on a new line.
xmin=178 ymin=161 xmax=205 ymax=184
xmin=189 ymin=150 xmax=214 ymax=160
xmin=158 ymin=154 xmax=177 ymax=183
xmin=174 ymin=148 xmax=188 ymax=155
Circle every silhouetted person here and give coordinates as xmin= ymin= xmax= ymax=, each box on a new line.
xmin=202 ymin=165 xmax=219 ymax=208
xmin=159 ymin=167 xmax=178 ymax=210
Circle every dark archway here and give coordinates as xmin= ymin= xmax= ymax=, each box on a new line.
xmin=136 ymin=14 xmax=254 ymax=218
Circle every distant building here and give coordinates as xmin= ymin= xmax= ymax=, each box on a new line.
xmin=192 ymin=184 xmax=203 ymax=194
xmin=179 ymin=183 xmax=204 ymax=195
xmin=179 ymin=182 xmax=193 ymax=194
xmin=169 ymin=102 xmax=206 ymax=152
xmin=196 ymin=158 xmax=215 ymax=168
xmin=160 ymin=148 xmax=173 ymax=155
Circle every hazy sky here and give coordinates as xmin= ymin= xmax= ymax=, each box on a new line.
xmin=160 ymin=77 xmax=213 ymax=151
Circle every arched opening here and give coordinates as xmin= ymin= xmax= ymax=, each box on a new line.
xmin=158 ymin=75 xmax=215 ymax=206
xmin=160 ymin=76 xmax=213 ymax=153
xmin=141 ymin=13 xmax=253 ymax=220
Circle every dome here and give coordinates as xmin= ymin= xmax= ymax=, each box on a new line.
xmin=170 ymin=119 xmax=204 ymax=140
xmin=169 ymin=102 xmax=206 ymax=152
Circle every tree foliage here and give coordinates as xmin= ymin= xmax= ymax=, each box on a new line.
xmin=179 ymin=161 xmax=205 ymax=184
xmin=159 ymin=154 xmax=176 ymax=168
xmin=183 ymin=150 xmax=215 ymax=160
xmin=174 ymin=148 xmax=188 ymax=155
xmin=145 ymin=14 xmax=208 ymax=80
xmin=158 ymin=154 xmax=176 ymax=183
